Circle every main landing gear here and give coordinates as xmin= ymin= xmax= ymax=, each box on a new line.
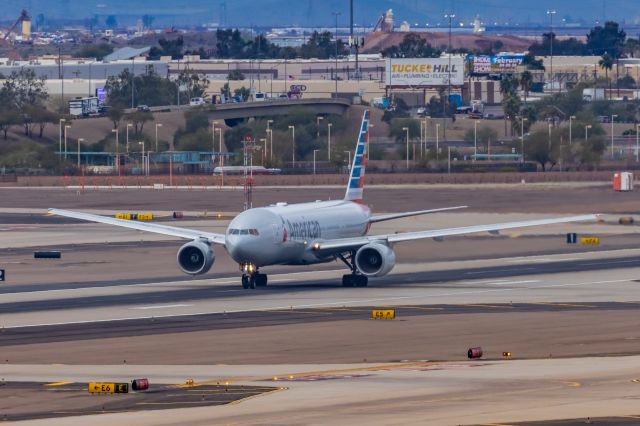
xmin=338 ymin=251 xmax=368 ymax=287
xmin=240 ymin=263 xmax=267 ymax=289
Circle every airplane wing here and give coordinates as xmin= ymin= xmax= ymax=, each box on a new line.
xmin=313 ymin=214 xmax=598 ymax=253
xmin=370 ymin=205 xmax=467 ymax=223
xmin=48 ymin=208 xmax=227 ymax=245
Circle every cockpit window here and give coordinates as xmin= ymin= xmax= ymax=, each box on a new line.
xmin=228 ymin=228 xmax=259 ymax=236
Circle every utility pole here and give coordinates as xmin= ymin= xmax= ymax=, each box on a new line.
xmin=445 ymin=13 xmax=455 ymax=116
xmin=332 ymin=11 xmax=341 ymax=97
xmin=547 ymin=10 xmax=556 ymax=93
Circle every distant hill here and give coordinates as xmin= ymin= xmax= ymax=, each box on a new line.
xmin=2 ymin=0 xmax=637 ymax=28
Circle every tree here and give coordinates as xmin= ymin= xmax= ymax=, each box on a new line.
xmin=105 ymin=15 xmax=118 ymax=29
xmin=125 ymin=110 xmax=154 ymax=136
xmin=388 ymin=118 xmax=420 ymax=143
xmin=73 ymin=43 xmax=114 ymax=60
xmin=587 ymin=21 xmax=626 ymax=56
xmin=148 ymin=36 xmax=184 ymax=60
xmin=463 ymin=125 xmax=498 ymax=148
xmin=0 ymin=108 xmax=20 ymax=140
xmin=522 ymin=52 xmax=545 ymax=71
xmin=520 ymin=71 xmax=533 ymax=103
xmin=177 ymin=71 xmax=209 ymax=101
xmin=617 ymin=74 xmax=636 ymax=89
xmin=299 ymin=31 xmax=347 ymax=59
xmin=108 ymin=105 xmax=125 ymax=129
xmin=0 ymin=68 xmax=49 ymax=111
xmin=227 ymin=70 xmax=245 ymax=80
xmin=525 ymin=130 xmax=559 ymax=171
xmin=599 ymin=52 xmax=614 ymax=99
xmin=382 ymin=33 xmax=440 ymax=58
xmin=28 ymin=106 xmax=58 ymax=138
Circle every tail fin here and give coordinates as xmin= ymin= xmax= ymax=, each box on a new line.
xmin=344 ymin=110 xmax=369 ymax=202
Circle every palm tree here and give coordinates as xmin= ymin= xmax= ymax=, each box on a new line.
xmin=599 ymin=52 xmax=614 ymax=100
xmin=520 ymin=71 xmax=533 ymax=104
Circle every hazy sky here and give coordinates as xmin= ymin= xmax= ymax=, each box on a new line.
xmin=3 ymin=0 xmax=638 ymax=27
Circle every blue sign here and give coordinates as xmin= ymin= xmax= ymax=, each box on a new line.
xmin=95 ymin=87 xmax=107 ymax=103
xmin=468 ymin=55 xmax=525 ymax=74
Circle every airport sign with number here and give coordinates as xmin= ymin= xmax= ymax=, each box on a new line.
xmin=88 ymin=382 xmax=129 ymax=394
xmin=580 ymin=237 xmax=600 ymax=245
xmin=372 ymin=309 xmax=395 ymax=319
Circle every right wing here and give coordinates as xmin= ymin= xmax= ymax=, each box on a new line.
xmin=314 ymin=214 xmax=598 ymax=254
xmin=48 ymin=208 xmax=227 ymax=245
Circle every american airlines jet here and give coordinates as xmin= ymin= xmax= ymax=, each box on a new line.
xmin=50 ymin=110 xmax=596 ymax=289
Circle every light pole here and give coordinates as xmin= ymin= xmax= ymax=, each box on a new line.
xmin=636 ymin=124 xmax=640 ymax=162
xmin=155 ymin=123 xmax=162 ymax=152
xmin=332 ymin=11 xmax=341 ymax=98
xmin=611 ymin=114 xmax=618 ymax=158
xmin=520 ymin=117 xmax=528 ymax=163
xmin=260 ymin=138 xmax=267 ymax=165
xmin=327 ymin=122 xmax=332 ymax=161
xmin=288 ymin=125 xmax=295 ymax=168
xmin=77 ymin=138 xmax=84 ymax=168
xmin=126 ymin=123 xmax=133 ymax=153
xmin=313 ymin=149 xmax=319 ymax=175
xmin=111 ymin=129 xmax=120 ymax=175
xmin=344 ymin=150 xmax=351 ymax=171
xmin=435 ymin=123 xmax=440 ymax=160
xmin=402 ymin=126 xmax=410 ymax=169
xmin=266 ymin=119 xmax=274 ymax=161
xmin=316 ymin=116 xmax=323 ymax=138
xmin=548 ymin=122 xmax=552 ymax=148
xmin=569 ymin=115 xmax=575 ymax=145
xmin=444 ymin=13 xmax=455 ymax=112
xmin=473 ymin=120 xmax=478 ymax=161
xmin=217 ymin=128 xmax=224 ymax=185
xmin=585 ymin=124 xmax=592 ymax=142
xmin=138 ymin=141 xmax=145 ymax=176
xmin=547 ymin=9 xmax=556 ymax=93
xmin=64 ymin=125 xmax=71 ymax=159
xmin=211 ymin=121 xmax=218 ymax=167
xmin=58 ymin=118 xmax=66 ymax=157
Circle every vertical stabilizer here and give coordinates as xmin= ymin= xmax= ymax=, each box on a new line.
xmin=344 ymin=110 xmax=369 ymax=202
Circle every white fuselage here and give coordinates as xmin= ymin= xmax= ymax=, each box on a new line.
xmin=225 ymin=200 xmax=371 ymax=266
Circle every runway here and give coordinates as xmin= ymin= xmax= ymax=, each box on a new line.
xmin=2 ymin=187 xmax=640 ymax=424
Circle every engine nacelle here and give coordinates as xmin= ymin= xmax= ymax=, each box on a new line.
xmin=177 ymin=240 xmax=215 ymax=275
xmin=354 ymin=243 xmax=396 ymax=277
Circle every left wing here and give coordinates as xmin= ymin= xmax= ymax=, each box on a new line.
xmin=48 ymin=208 xmax=227 ymax=245
xmin=370 ymin=205 xmax=467 ymax=223
xmin=313 ymin=214 xmax=598 ymax=254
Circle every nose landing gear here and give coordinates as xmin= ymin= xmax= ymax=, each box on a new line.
xmin=240 ymin=263 xmax=268 ymax=289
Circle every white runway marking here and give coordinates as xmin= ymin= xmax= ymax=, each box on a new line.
xmin=466 ymin=267 xmax=535 ymax=275
xmin=131 ymin=304 xmax=192 ymax=310
xmin=485 ymin=280 xmax=541 ymax=286
xmin=581 ymin=259 xmax=639 ymax=266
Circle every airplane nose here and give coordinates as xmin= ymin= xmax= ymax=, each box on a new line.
xmin=226 ymin=236 xmax=258 ymax=263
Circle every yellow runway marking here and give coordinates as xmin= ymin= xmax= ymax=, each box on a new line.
xmin=44 ymin=381 xmax=73 ymax=387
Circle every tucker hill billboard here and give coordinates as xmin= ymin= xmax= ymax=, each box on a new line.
xmin=385 ymin=57 xmax=464 ymax=87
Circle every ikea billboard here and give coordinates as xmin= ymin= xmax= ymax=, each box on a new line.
xmin=385 ymin=57 xmax=464 ymax=87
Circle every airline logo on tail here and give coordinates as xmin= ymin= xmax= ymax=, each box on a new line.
xmin=344 ymin=110 xmax=369 ymax=202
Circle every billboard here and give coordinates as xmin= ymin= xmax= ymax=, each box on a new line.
xmin=385 ymin=57 xmax=464 ymax=87
xmin=469 ymin=55 xmax=525 ymax=74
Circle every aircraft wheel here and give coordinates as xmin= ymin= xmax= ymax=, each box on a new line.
xmin=256 ymin=273 xmax=268 ymax=287
xmin=249 ymin=274 xmax=257 ymax=289
xmin=356 ymin=275 xmax=368 ymax=287
xmin=241 ymin=275 xmax=250 ymax=289
xmin=342 ymin=275 xmax=355 ymax=287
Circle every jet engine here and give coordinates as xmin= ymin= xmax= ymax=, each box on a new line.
xmin=354 ymin=243 xmax=396 ymax=277
xmin=177 ymin=240 xmax=215 ymax=275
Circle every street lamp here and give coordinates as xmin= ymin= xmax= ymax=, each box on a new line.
xmin=473 ymin=120 xmax=478 ymax=161
xmin=547 ymin=9 xmax=556 ymax=93
xmin=64 ymin=125 xmax=71 ymax=159
xmin=435 ymin=123 xmax=440 ymax=160
xmin=77 ymin=138 xmax=84 ymax=168
xmin=316 ymin=116 xmax=323 ymax=138
xmin=548 ymin=122 xmax=552 ymax=148
xmin=155 ymin=123 xmax=163 ymax=152
xmin=520 ymin=117 xmax=528 ymax=163
xmin=288 ymin=125 xmax=295 ymax=168
xmin=332 ymin=11 xmax=341 ymax=97
xmin=138 ymin=141 xmax=145 ymax=176
xmin=344 ymin=150 xmax=351 ymax=171
xmin=444 ymin=13 xmax=455 ymax=111
xmin=327 ymin=122 xmax=332 ymax=161
xmin=260 ymin=138 xmax=267 ymax=165
xmin=636 ymin=124 xmax=640 ymax=162
xmin=313 ymin=149 xmax=319 ymax=175
xmin=402 ymin=127 xmax=410 ymax=169
xmin=58 ymin=118 xmax=66 ymax=157
xmin=611 ymin=114 xmax=618 ymax=158
xmin=569 ymin=115 xmax=576 ymax=145
xmin=126 ymin=123 xmax=133 ymax=153
xmin=111 ymin=129 xmax=120 ymax=175
xmin=266 ymin=120 xmax=274 ymax=161
xmin=585 ymin=124 xmax=592 ymax=142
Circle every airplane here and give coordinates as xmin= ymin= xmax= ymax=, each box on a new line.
xmin=49 ymin=110 xmax=597 ymax=289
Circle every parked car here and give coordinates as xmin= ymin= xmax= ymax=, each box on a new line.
xmin=137 ymin=105 xmax=150 ymax=112
xmin=189 ymin=97 xmax=206 ymax=106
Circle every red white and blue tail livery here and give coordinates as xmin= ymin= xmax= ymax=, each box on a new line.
xmin=345 ymin=110 xmax=369 ymax=202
